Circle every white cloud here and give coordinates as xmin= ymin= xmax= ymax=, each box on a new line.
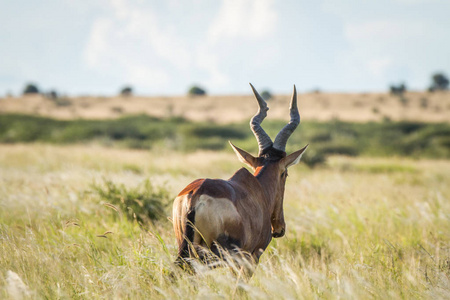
xmin=195 ymin=45 xmax=230 ymax=88
xmin=125 ymin=64 xmax=170 ymax=87
xmin=198 ymin=0 xmax=278 ymax=88
xmin=83 ymin=15 xmax=171 ymax=87
xmin=82 ymin=0 xmax=280 ymax=92
xmin=83 ymin=0 xmax=191 ymax=89
xmin=393 ymin=0 xmax=443 ymax=4
xmin=341 ymin=19 xmax=440 ymax=85
xmin=344 ymin=20 xmax=426 ymax=41
xmin=84 ymin=18 xmax=111 ymax=69
xmin=208 ymin=0 xmax=277 ymax=43
xmin=367 ymin=58 xmax=393 ymax=78
xmin=321 ymin=0 xmax=450 ymax=90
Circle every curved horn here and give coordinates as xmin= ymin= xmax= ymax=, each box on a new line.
xmin=273 ymin=85 xmax=300 ymax=152
xmin=249 ymin=83 xmax=273 ymax=155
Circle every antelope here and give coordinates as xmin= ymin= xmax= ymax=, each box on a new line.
xmin=172 ymin=84 xmax=308 ymax=271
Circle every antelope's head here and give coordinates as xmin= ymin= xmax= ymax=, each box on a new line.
xmin=230 ymin=84 xmax=308 ymax=238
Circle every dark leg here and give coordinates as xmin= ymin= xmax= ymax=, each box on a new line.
xmin=211 ymin=234 xmax=256 ymax=276
xmin=175 ymin=209 xmax=197 ymax=271
xmin=211 ymin=233 xmax=241 ymax=258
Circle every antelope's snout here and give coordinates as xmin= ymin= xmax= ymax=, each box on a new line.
xmin=272 ymin=227 xmax=285 ymax=238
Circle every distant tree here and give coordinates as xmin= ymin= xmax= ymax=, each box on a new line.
xmin=46 ymin=90 xmax=58 ymax=100
xmin=120 ymin=86 xmax=133 ymax=96
xmin=23 ymin=83 xmax=40 ymax=95
xmin=428 ymin=73 xmax=449 ymax=91
xmin=389 ymin=83 xmax=406 ymax=95
xmin=188 ymin=85 xmax=206 ymax=96
xmin=261 ymin=90 xmax=273 ymax=101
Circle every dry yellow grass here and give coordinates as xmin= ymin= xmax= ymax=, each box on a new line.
xmin=1 ymin=91 xmax=449 ymax=123
xmin=0 ymin=144 xmax=449 ymax=299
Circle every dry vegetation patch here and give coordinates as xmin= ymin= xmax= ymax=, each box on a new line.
xmin=0 ymin=145 xmax=449 ymax=299
xmin=1 ymin=91 xmax=450 ymax=123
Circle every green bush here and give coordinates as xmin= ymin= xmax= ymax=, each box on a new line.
xmin=302 ymin=150 xmax=327 ymax=168
xmin=45 ymin=90 xmax=58 ymax=100
xmin=182 ymin=124 xmax=247 ymax=140
xmin=309 ymin=131 xmax=332 ymax=143
xmin=92 ymin=179 xmax=170 ymax=224
xmin=389 ymin=83 xmax=406 ymax=95
xmin=0 ymin=114 xmax=449 ymax=160
xmin=120 ymin=86 xmax=133 ymax=96
xmin=429 ymin=73 xmax=449 ymax=91
xmin=23 ymin=83 xmax=40 ymax=95
xmin=320 ymin=143 xmax=359 ymax=156
xmin=261 ymin=90 xmax=273 ymax=101
xmin=188 ymin=85 xmax=206 ymax=96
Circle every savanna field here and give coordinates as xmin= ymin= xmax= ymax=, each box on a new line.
xmin=1 ymin=92 xmax=449 ymax=299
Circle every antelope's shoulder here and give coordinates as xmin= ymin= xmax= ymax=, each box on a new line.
xmin=228 ymin=168 xmax=263 ymax=196
xmin=229 ymin=167 xmax=255 ymax=181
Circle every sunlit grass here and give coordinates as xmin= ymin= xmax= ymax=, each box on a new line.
xmin=0 ymin=144 xmax=449 ymax=299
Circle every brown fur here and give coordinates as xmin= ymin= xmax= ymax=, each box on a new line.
xmin=173 ymin=155 xmax=288 ymax=264
xmin=173 ymin=85 xmax=308 ymax=269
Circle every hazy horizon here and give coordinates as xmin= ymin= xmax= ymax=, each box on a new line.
xmin=1 ymin=0 xmax=449 ymax=97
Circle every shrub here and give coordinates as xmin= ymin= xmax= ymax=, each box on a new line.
xmin=183 ymin=124 xmax=247 ymax=139
xmin=92 ymin=179 xmax=170 ymax=224
xmin=23 ymin=83 xmax=40 ymax=95
xmin=429 ymin=73 xmax=449 ymax=91
xmin=46 ymin=90 xmax=58 ymax=100
xmin=1 ymin=114 xmax=449 ymax=159
xmin=320 ymin=144 xmax=359 ymax=156
xmin=188 ymin=85 xmax=206 ymax=96
xmin=261 ymin=90 xmax=273 ymax=101
xmin=302 ymin=150 xmax=326 ymax=168
xmin=389 ymin=83 xmax=406 ymax=95
xmin=120 ymin=86 xmax=133 ymax=96
xmin=45 ymin=91 xmax=72 ymax=107
xmin=309 ymin=131 xmax=332 ymax=143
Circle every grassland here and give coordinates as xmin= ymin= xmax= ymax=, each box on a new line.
xmin=0 ymin=144 xmax=449 ymax=299
xmin=0 ymin=90 xmax=449 ymax=298
xmin=1 ymin=114 xmax=449 ymax=168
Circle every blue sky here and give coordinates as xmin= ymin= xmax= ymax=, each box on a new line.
xmin=1 ymin=0 xmax=449 ymax=96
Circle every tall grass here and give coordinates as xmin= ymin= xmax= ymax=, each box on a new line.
xmin=0 ymin=145 xmax=449 ymax=299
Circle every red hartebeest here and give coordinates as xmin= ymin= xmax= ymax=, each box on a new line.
xmin=173 ymin=84 xmax=308 ymax=269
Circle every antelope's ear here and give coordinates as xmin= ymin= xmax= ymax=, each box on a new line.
xmin=229 ymin=141 xmax=258 ymax=169
xmin=282 ymin=144 xmax=308 ymax=169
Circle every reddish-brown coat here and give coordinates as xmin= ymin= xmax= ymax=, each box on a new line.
xmin=173 ymin=166 xmax=280 ymax=263
xmin=173 ymin=85 xmax=306 ymax=269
